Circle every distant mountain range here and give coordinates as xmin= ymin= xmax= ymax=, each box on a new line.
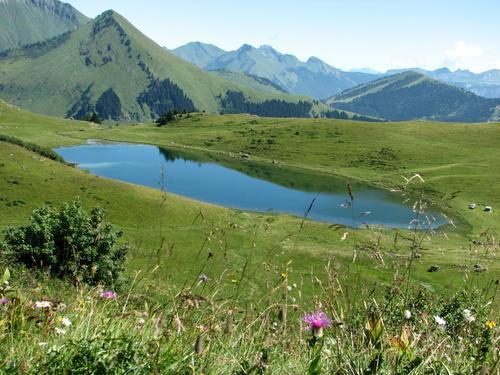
xmin=384 ymin=67 xmax=500 ymax=99
xmin=0 ymin=2 xmax=499 ymax=123
xmin=172 ymin=42 xmax=500 ymax=100
xmin=0 ymin=0 xmax=89 ymax=52
xmin=171 ymin=42 xmax=376 ymax=100
xmin=326 ymin=71 xmax=500 ymax=122
xmin=0 ymin=11 xmax=324 ymax=121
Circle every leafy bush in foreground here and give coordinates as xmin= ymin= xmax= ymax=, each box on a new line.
xmin=1 ymin=201 xmax=127 ymax=287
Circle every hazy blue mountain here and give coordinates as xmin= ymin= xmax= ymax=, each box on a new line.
xmin=210 ymin=69 xmax=288 ymax=94
xmin=327 ymin=71 xmax=500 ymax=122
xmin=172 ymin=42 xmax=378 ymax=99
xmin=171 ymin=41 xmax=226 ymax=69
xmin=349 ymin=68 xmax=381 ymax=75
xmin=0 ymin=0 xmax=90 ymax=52
xmin=385 ymin=67 xmax=500 ymax=98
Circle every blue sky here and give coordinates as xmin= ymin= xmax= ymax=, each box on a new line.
xmin=65 ymin=0 xmax=500 ymax=73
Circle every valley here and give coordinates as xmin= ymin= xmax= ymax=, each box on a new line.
xmin=0 ymin=1 xmax=498 ymax=372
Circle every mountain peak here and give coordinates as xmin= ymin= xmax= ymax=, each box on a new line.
xmin=328 ymin=70 xmax=499 ymax=122
xmin=306 ymin=56 xmax=320 ymax=63
xmin=238 ymin=44 xmax=254 ymax=52
xmin=258 ymin=44 xmax=278 ymax=53
xmin=95 ymin=9 xmax=119 ymax=21
xmin=433 ymin=67 xmax=451 ymax=74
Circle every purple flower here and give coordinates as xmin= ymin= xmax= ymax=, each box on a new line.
xmin=303 ymin=310 xmax=332 ymax=338
xmin=99 ymin=290 xmax=117 ymax=300
xmin=0 ymin=297 xmax=10 ymax=305
xmin=303 ymin=310 xmax=332 ymax=329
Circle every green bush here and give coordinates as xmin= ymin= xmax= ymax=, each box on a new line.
xmin=1 ymin=201 xmax=127 ymax=287
xmin=0 ymin=134 xmax=66 ymax=164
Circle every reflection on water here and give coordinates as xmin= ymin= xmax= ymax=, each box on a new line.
xmin=55 ymin=143 xmax=446 ymax=229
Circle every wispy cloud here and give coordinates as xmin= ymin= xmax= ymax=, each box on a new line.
xmin=442 ymin=41 xmax=500 ymax=72
xmin=446 ymin=41 xmax=483 ymax=60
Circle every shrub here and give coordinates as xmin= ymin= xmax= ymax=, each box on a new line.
xmin=0 ymin=135 xmax=66 ymax=164
xmin=1 ymin=201 xmax=127 ymax=287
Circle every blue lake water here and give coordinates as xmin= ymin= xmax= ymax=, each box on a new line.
xmin=55 ymin=143 xmax=446 ymax=228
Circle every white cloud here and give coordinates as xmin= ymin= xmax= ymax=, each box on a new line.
xmin=446 ymin=41 xmax=483 ymax=59
xmin=441 ymin=41 xmax=500 ymax=72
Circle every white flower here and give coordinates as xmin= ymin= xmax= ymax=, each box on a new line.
xmin=462 ymin=309 xmax=475 ymax=323
xmin=61 ymin=317 xmax=72 ymax=327
xmin=137 ymin=318 xmax=146 ymax=326
xmin=434 ymin=315 xmax=446 ymax=326
xmin=34 ymin=301 xmax=52 ymax=309
xmin=54 ymin=327 xmax=67 ymax=336
xmin=287 ymin=285 xmax=293 ymax=292
xmin=403 ymin=310 xmax=412 ymax=320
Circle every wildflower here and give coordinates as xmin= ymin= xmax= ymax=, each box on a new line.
xmin=0 ymin=297 xmax=9 ymax=305
xmin=34 ymin=301 xmax=52 ymax=309
xmin=434 ymin=315 xmax=446 ymax=328
xmin=99 ymin=290 xmax=117 ymax=300
xmin=303 ymin=310 xmax=332 ymax=338
xmin=198 ymin=273 xmax=208 ymax=283
xmin=61 ymin=317 xmax=72 ymax=327
xmin=462 ymin=309 xmax=475 ymax=323
xmin=287 ymin=285 xmax=292 ymax=292
xmin=137 ymin=318 xmax=146 ymax=326
xmin=403 ymin=310 xmax=412 ymax=320
xmin=54 ymin=327 xmax=67 ymax=336
xmin=485 ymin=320 xmax=496 ymax=329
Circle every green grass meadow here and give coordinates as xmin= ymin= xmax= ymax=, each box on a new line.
xmin=0 ymin=102 xmax=498 ymax=373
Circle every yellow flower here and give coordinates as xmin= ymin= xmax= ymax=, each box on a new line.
xmin=485 ymin=320 xmax=496 ymax=329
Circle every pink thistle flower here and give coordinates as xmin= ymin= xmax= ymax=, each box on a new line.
xmin=0 ymin=297 xmax=9 ymax=305
xmin=99 ymin=290 xmax=117 ymax=300
xmin=303 ymin=310 xmax=332 ymax=338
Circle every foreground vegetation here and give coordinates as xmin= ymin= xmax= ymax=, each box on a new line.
xmin=0 ymin=262 xmax=498 ymax=373
xmin=0 ymin=102 xmax=498 ymax=372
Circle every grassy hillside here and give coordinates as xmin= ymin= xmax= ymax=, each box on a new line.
xmin=0 ymin=0 xmax=89 ymax=52
xmin=327 ymin=72 xmax=500 ymax=122
xmin=1 ymin=100 xmax=498 ymax=292
xmin=0 ymin=101 xmax=498 ymax=372
xmin=0 ymin=11 xmax=318 ymax=121
xmin=51 ymin=113 xmax=500 ymax=233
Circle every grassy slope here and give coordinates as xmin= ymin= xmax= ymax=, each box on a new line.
xmin=0 ymin=11 xmax=316 ymax=120
xmin=327 ymin=72 xmax=500 ymax=122
xmin=0 ymin=102 xmax=498 ymax=304
xmin=0 ymin=0 xmax=89 ymax=52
